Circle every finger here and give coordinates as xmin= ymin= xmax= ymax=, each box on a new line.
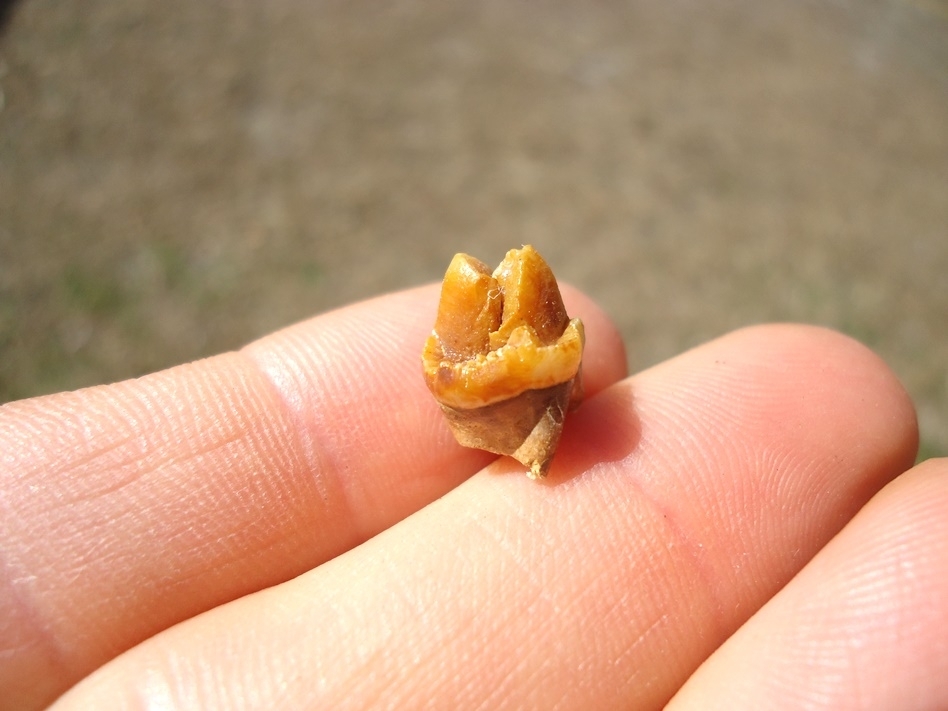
xmin=0 ymin=283 xmax=628 ymax=711
xmin=240 ymin=283 xmax=624 ymax=538
xmin=51 ymin=325 xmax=918 ymax=710
xmin=667 ymin=457 xmax=948 ymax=711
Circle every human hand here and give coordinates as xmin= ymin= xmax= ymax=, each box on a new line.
xmin=1 ymin=284 xmax=941 ymax=710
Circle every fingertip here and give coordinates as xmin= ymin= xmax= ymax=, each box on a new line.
xmin=668 ymin=457 xmax=948 ymax=711
xmin=559 ymin=283 xmax=628 ymax=396
xmin=731 ymin=323 xmax=919 ymax=469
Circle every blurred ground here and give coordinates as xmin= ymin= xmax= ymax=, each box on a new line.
xmin=0 ymin=0 xmax=946 ymax=458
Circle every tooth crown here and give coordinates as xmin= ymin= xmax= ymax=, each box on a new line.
xmin=422 ymin=245 xmax=585 ymax=478
xmin=423 ymin=246 xmax=585 ymax=409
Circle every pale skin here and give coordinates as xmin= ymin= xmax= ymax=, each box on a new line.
xmin=1 ymin=284 xmax=945 ymax=710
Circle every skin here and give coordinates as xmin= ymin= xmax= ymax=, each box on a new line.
xmin=0 ymin=283 xmax=941 ymax=710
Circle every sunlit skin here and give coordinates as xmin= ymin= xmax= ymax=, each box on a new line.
xmin=3 ymin=282 xmax=946 ymax=711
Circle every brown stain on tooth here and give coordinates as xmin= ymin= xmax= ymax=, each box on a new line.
xmin=422 ymin=245 xmax=585 ymax=478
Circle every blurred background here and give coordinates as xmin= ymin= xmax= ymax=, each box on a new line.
xmin=0 ymin=0 xmax=945 ymax=459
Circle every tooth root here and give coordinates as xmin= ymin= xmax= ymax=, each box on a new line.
xmin=437 ymin=381 xmax=574 ymax=479
xmin=511 ymin=384 xmax=572 ymax=480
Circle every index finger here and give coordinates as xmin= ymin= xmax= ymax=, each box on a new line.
xmin=0 ymin=283 xmax=628 ymax=711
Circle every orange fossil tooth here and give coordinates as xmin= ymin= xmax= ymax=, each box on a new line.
xmin=422 ymin=245 xmax=584 ymax=479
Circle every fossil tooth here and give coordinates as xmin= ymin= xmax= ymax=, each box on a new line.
xmin=422 ymin=245 xmax=584 ymax=479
